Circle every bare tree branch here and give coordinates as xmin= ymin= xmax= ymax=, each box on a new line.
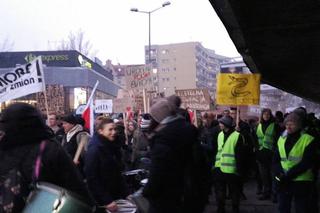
xmin=0 ymin=38 xmax=14 ymax=52
xmin=56 ymin=29 xmax=97 ymax=59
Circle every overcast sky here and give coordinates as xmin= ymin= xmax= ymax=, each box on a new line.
xmin=0 ymin=0 xmax=240 ymax=65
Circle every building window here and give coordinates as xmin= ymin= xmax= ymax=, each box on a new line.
xmin=162 ymin=49 xmax=169 ymax=54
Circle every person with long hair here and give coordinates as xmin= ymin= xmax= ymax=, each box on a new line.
xmin=255 ymin=108 xmax=281 ymax=200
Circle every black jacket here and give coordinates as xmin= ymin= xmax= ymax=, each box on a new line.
xmin=212 ymin=128 xmax=246 ymax=179
xmin=143 ymin=116 xmax=196 ymax=204
xmin=199 ymin=122 xmax=220 ymax=165
xmin=273 ymin=130 xmax=317 ymax=180
xmin=84 ymin=134 xmax=128 ymax=206
xmin=0 ymin=139 xmax=93 ymax=206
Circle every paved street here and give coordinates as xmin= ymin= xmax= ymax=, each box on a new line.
xmin=204 ymin=180 xmax=278 ymax=213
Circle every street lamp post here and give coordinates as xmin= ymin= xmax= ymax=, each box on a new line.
xmin=130 ymin=1 xmax=171 ymax=65
xmin=131 ymin=2 xmax=170 ymax=112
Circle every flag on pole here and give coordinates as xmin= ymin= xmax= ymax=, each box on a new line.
xmin=82 ymin=80 xmax=99 ymax=135
xmin=216 ymin=73 xmax=261 ymax=105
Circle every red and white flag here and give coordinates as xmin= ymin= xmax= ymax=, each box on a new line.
xmin=82 ymin=81 xmax=99 ymax=135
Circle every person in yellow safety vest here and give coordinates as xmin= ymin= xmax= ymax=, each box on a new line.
xmin=273 ymin=112 xmax=318 ymax=213
xmin=212 ymin=115 xmax=246 ymax=213
xmin=255 ymin=108 xmax=281 ymax=201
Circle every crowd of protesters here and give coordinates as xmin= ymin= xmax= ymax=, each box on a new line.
xmin=1 ymin=97 xmax=320 ymax=213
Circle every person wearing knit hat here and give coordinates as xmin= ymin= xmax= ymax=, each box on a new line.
xmin=283 ymin=112 xmax=303 ymax=133
xmin=166 ymin=95 xmax=191 ymax=123
xmin=273 ymin=111 xmax=318 ymax=213
xmin=213 ymin=115 xmax=245 ymax=213
xmin=142 ymin=99 xmax=199 ymax=212
xmin=62 ymin=114 xmax=78 ymax=125
xmin=131 ymin=113 xmax=151 ymax=169
xmin=149 ymin=98 xmax=175 ymax=124
xmin=218 ymin=115 xmax=234 ymax=128
xmin=61 ymin=113 xmax=90 ymax=166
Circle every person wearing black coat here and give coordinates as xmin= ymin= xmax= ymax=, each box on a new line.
xmin=254 ymin=108 xmax=282 ymax=200
xmin=142 ymin=98 xmax=196 ymax=213
xmin=199 ymin=112 xmax=220 ymax=167
xmin=84 ymin=118 xmax=128 ymax=213
xmin=0 ymin=103 xmax=93 ymax=212
xmin=212 ymin=115 xmax=246 ymax=213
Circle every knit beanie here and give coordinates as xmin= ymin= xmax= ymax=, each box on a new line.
xmin=218 ymin=115 xmax=234 ymax=128
xmin=150 ymin=99 xmax=174 ymax=123
xmin=284 ymin=112 xmax=303 ymax=129
xmin=62 ymin=114 xmax=78 ymax=125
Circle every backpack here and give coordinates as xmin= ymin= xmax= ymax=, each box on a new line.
xmin=0 ymin=141 xmax=46 ymax=213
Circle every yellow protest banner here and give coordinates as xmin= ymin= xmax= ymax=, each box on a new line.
xmin=216 ymin=73 xmax=261 ymax=105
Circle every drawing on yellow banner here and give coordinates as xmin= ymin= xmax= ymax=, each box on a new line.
xmin=228 ymin=75 xmax=251 ymax=97
xmin=216 ymin=73 xmax=261 ymax=105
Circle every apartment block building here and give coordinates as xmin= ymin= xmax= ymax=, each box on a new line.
xmin=145 ymin=42 xmax=230 ymax=96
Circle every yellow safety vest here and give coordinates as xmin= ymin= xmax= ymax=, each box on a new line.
xmin=214 ymin=131 xmax=240 ymax=174
xmin=278 ymin=133 xmax=314 ymax=181
xmin=256 ymin=123 xmax=275 ymax=150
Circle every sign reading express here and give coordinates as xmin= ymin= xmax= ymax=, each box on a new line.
xmin=0 ymin=51 xmax=80 ymax=68
xmin=175 ymin=89 xmax=211 ymax=111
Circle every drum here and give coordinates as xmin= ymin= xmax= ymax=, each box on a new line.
xmin=23 ymin=182 xmax=94 ymax=213
xmin=106 ymin=199 xmax=136 ymax=213
xmin=123 ymin=169 xmax=148 ymax=194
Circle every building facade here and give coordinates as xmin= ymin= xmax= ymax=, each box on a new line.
xmin=145 ymin=42 xmax=230 ymax=96
xmin=0 ymin=50 xmax=121 ymax=115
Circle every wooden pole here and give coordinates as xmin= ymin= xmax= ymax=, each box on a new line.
xmin=43 ymin=88 xmax=50 ymax=119
xmin=194 ymin=110 xmax=198 ymax=127
xmin=123 ymin=112 xmax=129 ymax=145
xmin=236 ymin=106 xmax=240 ymax=130
xmin=143 ymin=88 xmax=147 ymax=113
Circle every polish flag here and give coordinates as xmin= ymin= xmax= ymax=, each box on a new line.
xmin=82 ymin=81 xmax=99 ymax=136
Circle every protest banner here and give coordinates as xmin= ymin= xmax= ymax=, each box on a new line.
xmin=95 ymin=99 xmax=113 ymax=113
xmin=0 ymin=57 xmax=45 ymax=103
xmin=36 ymin=84 xmax=65 ymax=115
xmin=175 ymin=89 xmax=211 ymax=111
xmin=216 ymin=73 xmax=261 ymax=105
xmin=125 ymin=65 xmax=153 ymax=90
xmin=113 ymin=98 xmax=134 ymax=113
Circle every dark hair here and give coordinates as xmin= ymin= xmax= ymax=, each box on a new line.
xmin=260 ymin=108 xmax=274 ymax=122
xmin=0 ymin=103 xmax=53 ymax=148
xmin=275 ymin=111 xmax=284 ymax=123
xmin=96 ymin=118 xmax=114 ymax=130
